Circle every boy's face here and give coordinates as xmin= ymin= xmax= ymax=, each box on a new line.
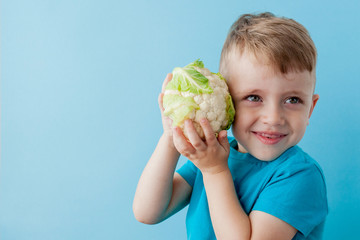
xmin=224 ymin=51 xmax=319 ymax=161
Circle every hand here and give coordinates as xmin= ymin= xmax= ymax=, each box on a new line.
xmin=158 ymin=73 xmax=173 ymax=138
xmin=172 ymin=118 xmax=230 ymax=175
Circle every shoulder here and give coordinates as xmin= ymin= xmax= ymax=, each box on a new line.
xmin=275 ymin=146 xmax=326 ymax=184
xmin=253 ymin=146 xmax=328 ymax=237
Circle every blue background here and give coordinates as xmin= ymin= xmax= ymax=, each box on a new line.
xmin=1 ymin=0 xmax=360 ymax=239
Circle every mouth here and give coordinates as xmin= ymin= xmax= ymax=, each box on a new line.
xmin=252 ymin=131 xmax=287 ymax=145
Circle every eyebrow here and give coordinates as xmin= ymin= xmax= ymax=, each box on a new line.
xmin=233 ymin=89 xmax=310 ymax=98
xmin=234 ymin=89 xmax=263 ymax=96
xmin=283 ymin=90 xmax=310 ymax=97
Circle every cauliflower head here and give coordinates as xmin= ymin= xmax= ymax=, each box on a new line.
xmin=163 ymin=59 xmax=235 ymax=139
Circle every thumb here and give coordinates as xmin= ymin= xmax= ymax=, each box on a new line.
xmin=158 ymin=93 xmax=165 ymax=112
xmin=218 ymin=130 xmax=230 ymax=152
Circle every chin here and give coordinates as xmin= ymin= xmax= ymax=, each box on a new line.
xmin=250 ymin=149 xmax=284 ymax=161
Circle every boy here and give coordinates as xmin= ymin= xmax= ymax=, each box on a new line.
xmin=133 ymin=12 xmax=328 ymax=240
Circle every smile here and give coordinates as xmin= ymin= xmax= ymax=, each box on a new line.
xmin=252 ymin=131 xmax=287 ymax=145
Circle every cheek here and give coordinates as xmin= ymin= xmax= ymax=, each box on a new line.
xmin=232 ymin=107 xmax=254 ymax=131
xmin=288 ymin=115 xmax=308 ymax=138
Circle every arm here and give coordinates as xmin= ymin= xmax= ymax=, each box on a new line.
xmin=133 ymin=74 xmax=192 ymax=224
xmin=203 ymin=168 xmax=297 ymax=240
xmin=132 ymin=134 xmax=192 ymax=224
xmin=172 ymin=119 xmax=297 ymax=239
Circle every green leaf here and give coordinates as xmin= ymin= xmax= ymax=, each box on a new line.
xmin=165 ymin=59 xmax=213 ymax=94
xmin=224 ymin=94 xmax=235 ymax=130
xmin=215 ymin=72 xmax=226 ymax=81
xmin=187 ymin=59 xmax=204 ymax=68
xmin=163 ymin=94 xmax=199 ymax=126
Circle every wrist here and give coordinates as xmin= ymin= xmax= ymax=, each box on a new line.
xmin=201 ymin=167 xmax=235 ymax=202
xmin=201 ymin=165 xmax=231 ymax=179
xmin=160 ymin=133 xmax=178 ymax=153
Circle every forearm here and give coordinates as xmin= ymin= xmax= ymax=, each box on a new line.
xmin=133 ymin=134 xmax=180 ymax=224
xmin=203 ymin=169 xmax=251 ymax=240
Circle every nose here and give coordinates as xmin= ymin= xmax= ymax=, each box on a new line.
xmin=261 ymin=103 xmax=285 ymax=126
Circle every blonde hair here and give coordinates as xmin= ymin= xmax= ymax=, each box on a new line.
xmin=220 ymin=12 xmax=317 ymax=74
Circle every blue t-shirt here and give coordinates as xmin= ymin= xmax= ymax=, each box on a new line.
xmin=177 ymin=137 xmax=328 ymax=240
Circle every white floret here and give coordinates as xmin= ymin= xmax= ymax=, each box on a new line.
xmin=207 ymin=112 xmax=217 ymax=121
xmin=199 ymin=101 xmax=210 ymax=112
xmin=210 ymin=120 xmax=221 ymax=133
xmin=176 ymin=66 xmax=231 ymax=139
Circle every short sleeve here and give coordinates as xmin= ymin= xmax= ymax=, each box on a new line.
xmin=176 ymin=160 xmax=198 ymax=187
xmin=253 ymin=161 xmax=328 ymax=237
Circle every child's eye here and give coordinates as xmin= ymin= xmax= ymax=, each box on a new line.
xmin=285 ymin=97 xmax=302 ymax=104
xmin=246 ymin=95 xmax=262 ymax=102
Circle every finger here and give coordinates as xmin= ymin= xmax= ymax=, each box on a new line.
xmin=162 ymin=73 xmax=173 ymax=93
xmin=218 ymin=130 xmax=230 ymax=152
xmin=184 ymin=120 xmax=206 ymax=150
xmin=172 ymin=126 xmax=196 ymax=157
xmin=199 ymin=118 xmax=217 ymax=145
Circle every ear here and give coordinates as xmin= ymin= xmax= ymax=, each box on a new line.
xmin=307 ymin=94 xmax=319 ymax=125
